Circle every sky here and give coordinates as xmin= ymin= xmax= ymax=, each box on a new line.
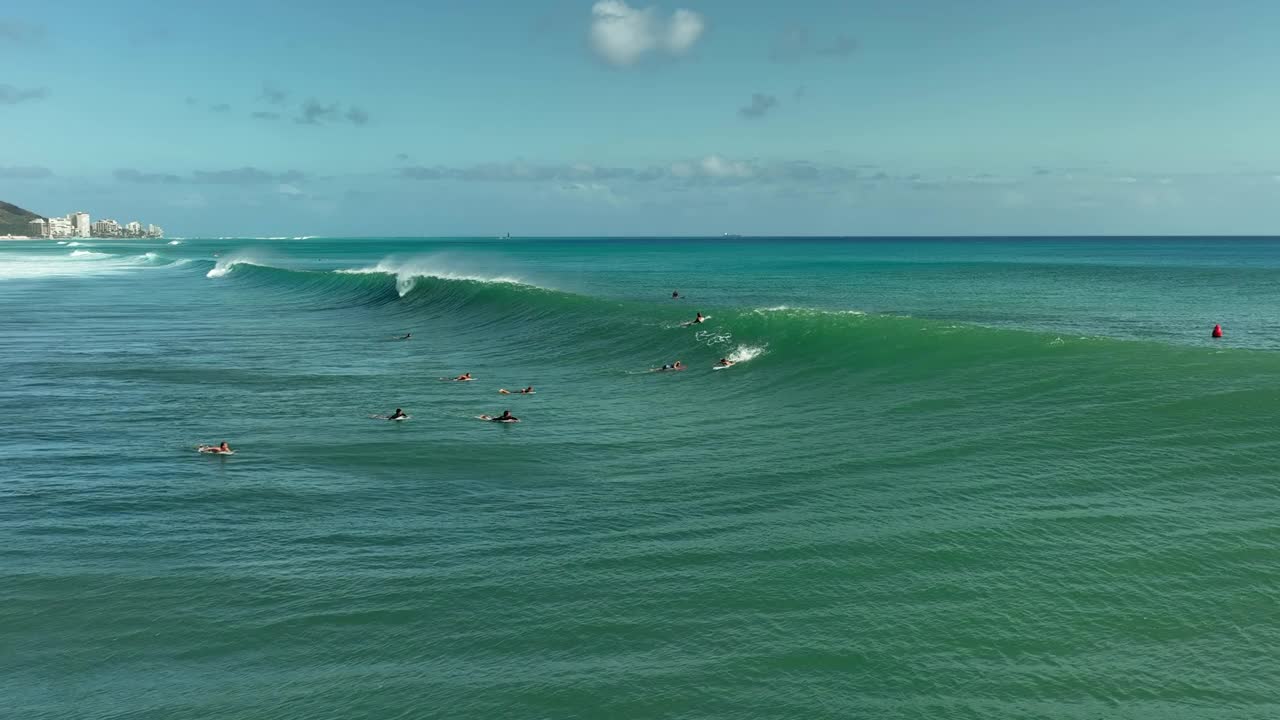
xmin=3 ymin=0 xmax=1280 ymax=236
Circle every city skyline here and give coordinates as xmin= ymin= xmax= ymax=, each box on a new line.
xmin=26 ymin=210 xmax=164 ymax=239
xmin=3 ymin=1 xmax=1280 ymax=236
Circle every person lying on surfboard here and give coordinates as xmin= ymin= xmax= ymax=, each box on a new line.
xmin=198 ymin=441 xmax=232 ymax=454
xmin=453 ymin=372 xmax=473 ymax=382
xmin=681 ymin=312 xmax=705 ymax=326
xmin=499 ymin=386 xmax=535 ymax=395
xmin=716 ymin=358 xmax=734 ymax=367
xmin=399 ymin=332 xmax=412 ymax=340
xmin=656 ymin=361 xmax=684 ymax=371
xmin=388 ymin=408 xmax=408 ymax=420
xmin=480 ymin=410 xmax=519 ymax=422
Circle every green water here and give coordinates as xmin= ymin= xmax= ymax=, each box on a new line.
xmin=2 ymin=237 xmax=1278 ymax=718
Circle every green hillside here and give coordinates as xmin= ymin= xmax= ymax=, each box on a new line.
xmin=0 ymin=200 xmax=44 ymax=236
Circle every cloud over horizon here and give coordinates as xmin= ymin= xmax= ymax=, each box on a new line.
xmin=0 ymin=19 xmax=46 ymax=45
xmin=260 ymin=83 xmax=288 ymax=105
xmin=0 ymin=84 xmax=48 ymax=105
xmin=738 ymin=93 xmax=778 ymax=119
xmin=296 ymin=98 xmax=370 ymax=126
xmin=769 ymin=27 xmax=857 ymax=62
xmin=115 ymin=167 xmax=307 ymax=185
xmin=0 ymin=165 xmax=53 ymax=179
xmin=589 ymin=0 xmax=705 ymax=67
xmin=399 ymin=155 xmax=863 ymax=186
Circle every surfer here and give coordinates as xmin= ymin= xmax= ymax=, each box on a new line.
xmin=453 ymin=372 xmax=473 ymax=382
xmin=499 ymin=386 xmax=535 ymax=395
xmin=716 ymin=358 xmax=734 ymax=367
xmin=399 ymin=332 xmax=412 ymax=340
xmin=198 ymin=441 xmax=232 ymax=454
xmin=682 ymin=312 xmax=705 ymax=326
xmin=657 ymin=361 xmax=684 ymax=372
xmin=1212 ymin=324 xmax=1223 ymax=339
xmin=481 ymin=410 xmax=518 ymax=422
xmin=388 ymin=408 xmax=408 ymax=420
xmin=672 ymin=290 xmax=680 ymax=299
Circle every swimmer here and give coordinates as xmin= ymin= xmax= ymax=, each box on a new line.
xmin=672 ymin=290 xmax=680 ymax=299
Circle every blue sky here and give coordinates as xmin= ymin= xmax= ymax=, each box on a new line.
xmin=2 ymin=0 xmax=1280 ymax=236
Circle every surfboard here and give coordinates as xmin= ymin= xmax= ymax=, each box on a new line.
xmin=680 ymin=316 xmax=710 ymax=327
xmin=370 ymin=414 xmax=411 ymax=421
xmin=712 ymin=364 xmax=734 ymax=370
xmin=477 ymin=415 xmax=520 ymax=423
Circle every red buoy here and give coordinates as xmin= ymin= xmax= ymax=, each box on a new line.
xmin=1212 ymin=324 xmax=1223 ymax=339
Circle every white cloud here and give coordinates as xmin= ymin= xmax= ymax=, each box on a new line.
xmin=698 ymin=155 xmax=753 ymax=179
xmin=589 ymin=1 xmax=706 ymax=67
xmin=666 ymin=9 xmax=704 ymax=53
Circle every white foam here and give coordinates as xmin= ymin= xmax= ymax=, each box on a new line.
xmin=168 ymin=240 xmax=182 ymax=245
xmin=726 ymin=345 xmax=766 ymax=363
xmin=0 ymin=251 xmax=144 ymax=280
xmin=753 ymin=305 xmax=865 ymax=317
xmin=206 ymin=253 xmax=268 ymax=278
xmin=65 ymin=241 xmax=85 ymax=247
xmin=335 ymin=256 xmax=529 ymax=297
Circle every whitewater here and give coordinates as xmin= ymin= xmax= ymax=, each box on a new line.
xmin=3 ymin=236 xmax=1279 ymax=720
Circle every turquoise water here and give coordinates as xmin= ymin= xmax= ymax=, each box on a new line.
xmin=3 ymin=237 xmax=1279 ymax=719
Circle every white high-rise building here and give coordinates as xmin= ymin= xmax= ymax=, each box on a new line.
xmin=92 ymin=219 xmax=122 ymax=237
xmin=46 ymin=217 xmax=73 ymax=238
xmin=28 ymin=218 xmax=48 ymax=238
xmin=70 ymin=212 xmax=91 ymax=238
xmin=146 ymin=224 xmax=162 ymax=238
xmin=125 ymin=221 xmax=142 ymax=236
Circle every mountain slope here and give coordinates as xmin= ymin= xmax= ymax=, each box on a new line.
xmin=0 ymin=200 xmax=44 ymax=236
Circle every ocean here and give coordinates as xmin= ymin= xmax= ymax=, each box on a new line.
xmin=2 ymin=237 xmax=1278 ymax=719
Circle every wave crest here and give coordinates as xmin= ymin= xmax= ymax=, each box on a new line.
xmin=206 ymin=254 xmax=271 ymax=279
xmin=335 ymin=257 xmax=531 ymax=297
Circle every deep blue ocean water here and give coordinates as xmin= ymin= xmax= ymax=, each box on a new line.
xmin=3 ymin=237 xmax=1278 ymax=719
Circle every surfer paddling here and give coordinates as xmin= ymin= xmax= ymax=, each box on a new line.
xmin=655 ymin=361 xmax=685 ymax=372
xmin=499 ymin=386 xmax=535 ymax=395
xmin=447 ymin=372 xmax=474 ymax=382
xmin=479 ymin=410 xmax=519 ymax=423
xmin=716 ymin=358 xmax=735 ymax=368
xmin=197 ymin=441 xmax=233 ymax=454
xmin=388 ymin=408 xmax=408 ymax=420
xmin=681 ymin=312 xmax=706 ymax=327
